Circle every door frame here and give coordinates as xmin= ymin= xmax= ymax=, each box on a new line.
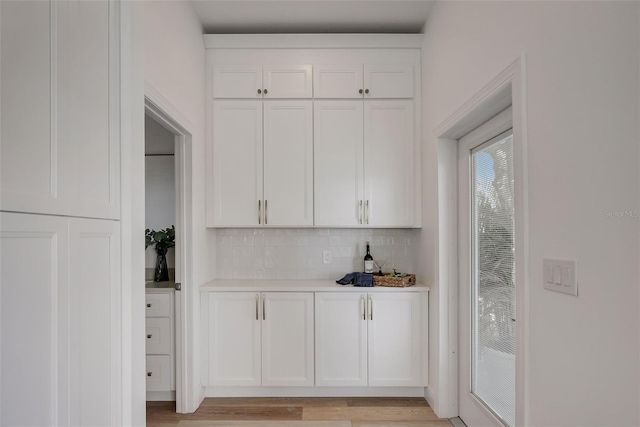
xmin=430 ymin=55 xmax=529 ymax=425
xmin=144 ymin=84 xmax=197 ymax=414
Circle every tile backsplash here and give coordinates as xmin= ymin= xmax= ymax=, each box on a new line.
xmin=215 ymin=228 xmax=416 ymax=280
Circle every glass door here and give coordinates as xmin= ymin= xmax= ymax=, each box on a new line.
xmin=459 ymin=122 xmax=516 ymax=426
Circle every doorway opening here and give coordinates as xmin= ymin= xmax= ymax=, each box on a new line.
xmin=144 ymin=95 xmax=194 ymax=414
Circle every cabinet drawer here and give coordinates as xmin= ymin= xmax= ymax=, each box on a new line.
xmin=146 ymin=355 xmax=171 ymax=391
xmin=146 ymin=293 xmax=171 ymax=317
xmin=146 ymin=317 xmax=171 ymax=355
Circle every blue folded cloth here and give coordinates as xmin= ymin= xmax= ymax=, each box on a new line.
xmin=336 ymin=272 xmax=374 ymax=287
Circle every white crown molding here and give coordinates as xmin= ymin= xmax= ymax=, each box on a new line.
xmin=203 ymin=34 xmax=424 ymax=49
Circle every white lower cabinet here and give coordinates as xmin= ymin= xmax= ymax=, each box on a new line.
xmin=262 ymin=292 xmax=315 ymax=386
xmin=203 ymin=289 xmax=427 ymax=391
xmin=315 ymin=292 xmax=424 ymax=387
xmin=206 ymin=292 xmax=314 ymax=386
xmin=145 ymin=289 xmax=175 ymax=399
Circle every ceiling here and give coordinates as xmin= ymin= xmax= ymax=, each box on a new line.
xmin=190 ymin=1 xmax=434 ymax=34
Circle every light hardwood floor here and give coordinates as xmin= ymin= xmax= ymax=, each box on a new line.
xmin=147 ymin=398 xmax=453 ymax=427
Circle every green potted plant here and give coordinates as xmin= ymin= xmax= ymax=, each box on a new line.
xmin=145 ymin=225 xmax=175 ymax=282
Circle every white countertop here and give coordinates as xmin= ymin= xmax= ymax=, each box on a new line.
xmin=201 ymin=279 xmax=429 ymax=292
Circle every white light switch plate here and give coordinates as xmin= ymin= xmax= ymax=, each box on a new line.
xmin=543 ymin=259 xmax=578 ymax=296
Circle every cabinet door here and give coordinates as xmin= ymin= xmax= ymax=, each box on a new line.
xmin=263 ymin=65 xmax=313 ymax=98
xmin=368 ymin=293 xmax=422 ymax=386
xmin=313 ymin=65 xmax=363 ymax=99
xmin=364 ymin=64 xmax=414 ymax=99
xmin=262 ymin=292 xmax=314 ymax=386
xmin=145 ymin=318 xmax=172 ymax=355
xmin=315 ymin=293 xmax=368 ymax=386
xmin=213 ymin=65 xmax=263 ymax=98
xmin=146 ymin=355 xmax=171 ymax=392
xmin=263 ymin=101 xmax=313 ymax=226
xmin=314 ymin=101 xmax=364 ymax=227
xmin=212 ymin=101 xmax=263 ymax=226
xmin=1 ymin=212 xmax=69 ymax=427
xmin=68 ymin=217 xmax=121 ymax=426
xmin=1 ymin=0 xmax=120 ymax=219
xmin=364 ymin=101 xmax=415 ymax=227
xmin=207 ymin=292 xmax=261 ymax=386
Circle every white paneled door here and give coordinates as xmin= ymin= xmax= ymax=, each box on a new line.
xmin=213 ymin=65 xmax=263 ymax=98
xmin=364 ymin=101 xmax=415 ymax=227
xmin=212 ymin=101 xmax=263 ymax=226
xmin=0 ymin=0 xmax=120 ymax=220
xmin=315 ymin=293 xmax=368 ymax=386
xmin=263 ymin=101 xmax=314 ymax=226
xmin=262 ymin=292 xmax=315 ymax=386
xmin=367 ymin=293 xmax=422 ymax=386
xmin=263 ymin=65 xmax=313 ymax=98
xmin=363 ymin=64 xmax=414 ymax=99
xmin=0 ymin=213 xmax=121 ymax=426
xmin=314 ymin=101 xmax=364 ymax=227
xmin=207 ymin=293 xmax=262 ymax=386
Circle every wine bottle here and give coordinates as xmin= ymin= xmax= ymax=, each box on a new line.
xmin=364 ymin=241 xmax=374 ymax=273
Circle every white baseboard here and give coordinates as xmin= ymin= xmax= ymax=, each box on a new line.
xmin=204 ymin=386 xmax=426 ymax=398
xmin=147 ymin=391 xmax=176 ymax=401
xmin=424 ymin=385 xmax=436 ymax=409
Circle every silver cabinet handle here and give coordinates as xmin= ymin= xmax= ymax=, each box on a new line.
xmin=258 ymin=200 xmax=261 ymax=225
xmin=369 ymin=296 xmax=373 ymax=320
xmin=365 ymin=200 xmax=370 ymax=224
xmin=361 ymin=295 xmax=366 ymax=320
xmin=265 ymin=200 xmax=268 ymax=225
xmin=358 ymin=200 xmax=363 ymax=224
xmin=263 ymin=294 xmax=266 ymax=320
xmin=256 ymin=294 xmax=259 ymax=320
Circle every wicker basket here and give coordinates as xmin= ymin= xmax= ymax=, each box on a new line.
xmin=373 ymin=273 xmax=416 ymax=288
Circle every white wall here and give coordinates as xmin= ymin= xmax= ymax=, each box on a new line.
xmin=142 ymin=0 xmax=211 ymax=413
xmin=420 ymin=1 xmax=640 ymax=425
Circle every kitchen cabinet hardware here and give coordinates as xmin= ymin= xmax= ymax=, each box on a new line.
xmin=359 ymin=89 xmax=363 ymax=94
xmin=361 ymin=295 xmax=366 ymax=320
xmin=369 ymin=296 xmax=373 ymax=320
xmin=146 ymin=303 xmax=151 ymax=308
xmin=265 ymin=200 xmax=268 ymax=225
xmin=263 ymin=88 xmax=268 ymax=94
xmin=358 ymin=200 xmax=363 ymax=224
xmin=256 ymin=294 xmax=259 ymax=320
xmin=365 ymin=89 xmax=370 ymax=94
xmin=147 ymin=372 xmax=152 ymax=377
xmin=263 ymin=294 xmax=266 ymax=320
xmin=257 ymin=89 xmax=262 ymax=94
xmin=147 ymin=334 xmax=152 ymax=339
xmin=365 ymin=200 xmax=370 ymax=224
xmin=258 ymin=200 xmax=261 ymax=224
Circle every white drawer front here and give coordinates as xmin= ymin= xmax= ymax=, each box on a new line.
xmin=145 ymin=293 xmax=171 ymax=317
xmin=146 ymin=355 xmax=171 ymax=391
xmin=146 ymin=317 xmax=171 ymax=355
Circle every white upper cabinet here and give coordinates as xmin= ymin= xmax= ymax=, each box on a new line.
xmin=213 ymin=64 xmax=312 ymax=98
xmin=261 ymin=292 xmax=314 ymax=386
xmin=314 ymin=101 xmax=364 ymax=227
xmin=213 ymin=65 xmax=263 ymax=98
xmin=263 ymin=101 xmax=314 ymax=226
xmin=364 ymin=101 xmax=415 ymax=227
xmin=211 ymin=101 xmax=263 ymax=227
xmin=0 ymin=0 xmax=119 ymax=219
xmin=364 ymin=64 xmax=414 ymax=99
xmin=313 ymin=65 xmax=364 ymax=99
xmin=263 ymin=65 xmax=313 ymax=98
